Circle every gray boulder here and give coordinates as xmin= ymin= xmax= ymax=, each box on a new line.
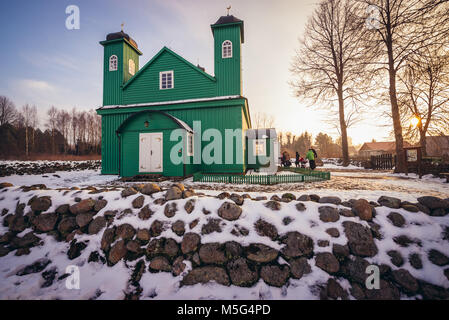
xmin=246 ymin=243 xmax=278 ymax=263
xmin=290 ymin=257 xmax=311 ymax=279
xmin=260 ymin=265 xmax=290 ymax=287
xmin=280 ymin=231 xmax=314 ymax=258
xmin=343 ymin=221 xmax=378 ymax=257
xmin=319 ymin=196 xmax=342 ymax=205
xmin=165 ymin=186 xmax=183 ymax=201
xmin=30 ymin=196 xmax=52 ymax=213
xmin=417 ymin=196 xmax=449 ymax=210
xmin=181 ymin=266 xmax=230 ymax=286
xmin=88 ymin=216 xmax=106 ymax=235
xmin=387 ymin=212 xmax=406 ymax=228
xmin=141 ymin=183 xmax=161 ymax=195
xmin=318 ymin=206 xmax=340 ymax=223
xmin=218 ymin=202 xmax=242 ymax=221
xmin=227 ymin=258 xmax=258 ymax=287
xmin=199 ymin=243 xmax=226 ymax=265
xmin=378 ymin=196 xmax=401 ymax=209
xmin=428 ymin=249 xmax=449 ymax=266
xmin=181 ymin=232 xmax=201 ymax=254
xmin=315 ymin=252 xmax=340 ymax=274
xmin=33 ymin=212 xmax=58 ymax=232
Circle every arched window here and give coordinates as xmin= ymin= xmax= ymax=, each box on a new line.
xmin=109 ymin=55 xmax=118 ymax=71
xmin=128 ymin=59 xmax=135 ymax=76
xmin=222 ymin=40 xmax=232 ymax=58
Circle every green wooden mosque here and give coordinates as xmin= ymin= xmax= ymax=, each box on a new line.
xmin=96 ymin=14 xmax=278 ymax=178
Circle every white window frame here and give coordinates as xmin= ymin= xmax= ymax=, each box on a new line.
xmin=186 ymin=132 xmax=194 ymax=156
xmin=222 ymin=40 xmax=232 ymax=58
xmin=253 ymin=139 xmax=266 ymax=156
xmin=109 ymin=55 xmax=118 ymax=71
xmin=128 ymin=59 xmax=135 ymax=76
xmin=159 ymin=70 xmax=174 ymax=90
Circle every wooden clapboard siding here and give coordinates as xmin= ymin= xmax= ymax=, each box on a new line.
xmin=122 ymin=48 xmax=217 ymax=104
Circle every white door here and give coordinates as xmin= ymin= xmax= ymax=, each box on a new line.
xmin=139 ymin=133 xmax=163 ymax=173
xmin=150 ymin=133 xmax=163 ymax=172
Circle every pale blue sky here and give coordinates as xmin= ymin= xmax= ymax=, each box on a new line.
xmin=0 ymin=0 xmax=390 ymax=145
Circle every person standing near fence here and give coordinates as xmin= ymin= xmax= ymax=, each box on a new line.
xmin=295 ymin=151 xmax=300 ymax=167
xmin=306 ymin=148 xmax=316 ymax=170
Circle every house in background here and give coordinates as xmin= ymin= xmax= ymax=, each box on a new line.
xmin=425 ymin=136 xmax=449 ymax=157
xmin=358 ymin=141 xmax=412 ymax=158
xmin=96 ymin=14 xmax=277 ymax=178
xmin=348 ymin=146 xmax=358 ymax=157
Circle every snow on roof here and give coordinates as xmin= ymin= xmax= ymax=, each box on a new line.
xmin=97 ymin=95 xmax=242 ymax=110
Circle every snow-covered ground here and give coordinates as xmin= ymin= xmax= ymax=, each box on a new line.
xmin=0 ymin=165 xmax=447 ymax=199
xmin=0 ymin=161 xmax=448 ymax=300
xmin=0 ymin=160 xmax=97 ymax=167
xmin=322 ymin=163 xmax=362 ymax=170
xmin=0 ymin=169 xmax=116 ymax=189
xmin=321 ymin=158 xmax=363 ymax=170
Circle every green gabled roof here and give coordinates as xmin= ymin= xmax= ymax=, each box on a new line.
xmin=122 ymin=46 xmax=216 ymax=89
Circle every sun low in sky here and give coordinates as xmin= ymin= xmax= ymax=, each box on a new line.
xmin=0 ymin=0 xmax=390 ymax=145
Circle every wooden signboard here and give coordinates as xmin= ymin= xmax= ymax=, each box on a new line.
xmin=404 ymin=146 xmax=422 ymax=179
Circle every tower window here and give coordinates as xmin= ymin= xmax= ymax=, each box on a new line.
xmin=160 ymin=71 xmax=174 ymax=89
xmin=128 ymin=59 xmax=135 ymax=76
xmin=109 ymin=55 xmax=118 ymax=71
xmin=222 ymin=40 xmax=232 ymax=58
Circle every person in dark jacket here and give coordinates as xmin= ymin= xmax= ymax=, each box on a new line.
xmin=295 ymin=151 xmax=300 ymax=167
xmin=281 ymin=151 xmax=291 ymax=167
xmin=281 ymin=153 xmax=286 ymax=166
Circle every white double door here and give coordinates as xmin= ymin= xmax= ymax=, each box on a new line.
xmin=139 ymin=132 xmax=163 ymax=172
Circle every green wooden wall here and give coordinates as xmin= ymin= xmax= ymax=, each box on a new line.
xmin=101 ymin=39 xmax=141 ymax=106
xmin=119 ymin=111 xmax=190 ymax=177
xmin=102 ymin=41 xmax=124 ymax=106
xmin=99 ymin=99 xmax=248 ymax=176
xmin=213 ymin=24 xmax=242 ymax=96
xmin=122 ymin=49 xmax=218 ymax=104
xmin=123 ymin=44 xmax=140 ymax=83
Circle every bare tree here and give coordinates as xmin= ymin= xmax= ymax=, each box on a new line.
xmin=77 ymin=112 xmax=87 ymax=154
xmin=47 ymin=106 xmax=58 ymax=154
xmin=21 ymin=104 xmax=34 ymax=157
xmin=57 ymin=109 xmax=71 ymax=154
xmin=29 ymin=105 xmax=38 ymax=153
xmin=253 ymin=112 xmax=275 ymax=129
xmin=290 ymin=0 xmax=368 ymax=166
xmin=357 ymin=0 xmax=449 ymax=171
xmin=86 ymin=111 xmax=96 ymax=150
xmin=70 ymin=107 xmax=78 ymax=150
xmin=397 ymin=45 xmax=449 ymax=155
xmin=94 ymin=111 xmax=102 ymax=153
xmin=0 ymin=96 xmax=17 ymax=126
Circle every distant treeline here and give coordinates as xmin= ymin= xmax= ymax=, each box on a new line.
xmin=279 ymin=131 xmax=358 ymax=159
xmin=0 ymin=95 xmax=101 ymax=159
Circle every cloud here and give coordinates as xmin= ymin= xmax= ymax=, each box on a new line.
xmin=10 ymin=78 xmax=99 ymax=109
xmin=19 ymin=52 xmax=80 ymax=72
xmin=19 ymin=79 xmax=55 ymax=92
